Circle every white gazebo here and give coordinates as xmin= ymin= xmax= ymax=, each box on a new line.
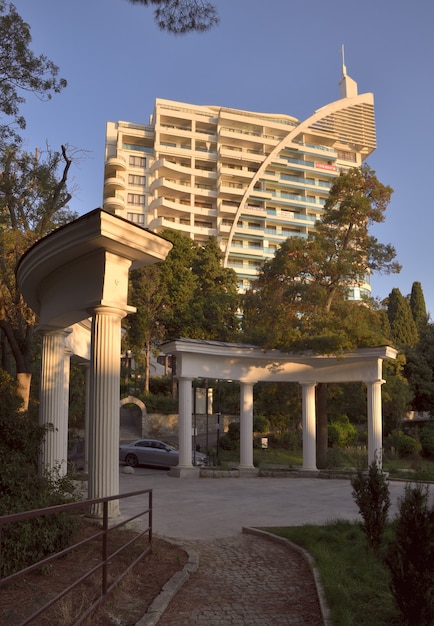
xmin=16 ymin=209 xmax=172 ymax=517
xmin=16 ymin=208 xmax=398 ymax=515
xmin=160 ymin=338 xmax=398 ymax=477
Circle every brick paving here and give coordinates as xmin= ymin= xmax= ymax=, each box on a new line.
xmin=157 ymin=534 xmax=324 ymax=626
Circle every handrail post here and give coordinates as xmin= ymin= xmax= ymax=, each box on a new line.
xmin=149 ymin=491 xmax=153 ymax=543
xmin=102 ymin=500 xmax=108 ymax=596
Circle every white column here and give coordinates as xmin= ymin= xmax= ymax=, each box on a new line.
xmin=170 ymin=377 xmax=198 ymax=477
xmin=301 ymin=382 xmax=317 ymax=471
xmin=83 ymin=363 xmax=90 ymax=473
xmin=39 ymin=328 xmax=71 ymax=476
xmin=367 ymin=380 xmax=384 ymax=468
xmin=239 ymin=382 xmax=255 ymax=470
xmin=88 ymin=306 xmax=125 ymax=518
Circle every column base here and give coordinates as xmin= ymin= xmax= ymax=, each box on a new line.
xmin=238 ymin=467 xmax=259 ymax=478
xmin=168 ymin=466 xmax=201 ymax=478
xmin=300 ymin=467 xmax=320 ymax=475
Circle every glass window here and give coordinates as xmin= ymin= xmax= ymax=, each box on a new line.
xmin=129 ymin=155 xmax=146 ymax=168
xmin=128 ymin=174 xmax=146 ymax=186
xmin=127 ymin=194 xmax=145 ymax=206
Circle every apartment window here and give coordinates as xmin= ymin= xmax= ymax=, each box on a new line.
xmin=129 ymin=155 xmax=146 ymax=168
xmin=127 ymin=213 xmax=145 ymax=225
xmin=337 ymin=150 xmax=356 ymax=162
xmin=128 ymin=174 xmax=146 ymax=186
xmin=127 ymin=193 xmax=145 ymax=206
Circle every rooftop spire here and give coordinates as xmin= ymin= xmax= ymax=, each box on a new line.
xmin=339 ymin=44 xmax=358 ymax=99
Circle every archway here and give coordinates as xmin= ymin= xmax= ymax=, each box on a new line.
xmin=120 ymin=396 xmax=147 ymax=441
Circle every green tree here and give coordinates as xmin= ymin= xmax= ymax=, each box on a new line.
xmin=124 ymin=230 xmax=241 ymax=389
xmin=0 ymin=144 xmax=76 ymax=407
xmin=191 ymin=236 xmax=240 ymax=341
xmin=157 ymin=229 xmax=200 ymax=339
xmin=126 ymin=0 xmax=219 ymax=34
xmin=243 ymin=165 xmax=400 ymax=467
xmin=387 ymin=288 xmax=419 ymax=348
xmin=409 ymin=281 xmax=428 ymax=331
xmin=0 ymin=1 xmax=66 ymax=144
xmin=127 ymin=264 xmax=165 ymax=392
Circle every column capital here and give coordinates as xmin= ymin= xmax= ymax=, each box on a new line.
xmin=37 ymin=325 xmax=73 ymax=338
xmin=87 ymin=304 xmax=131 ymax=319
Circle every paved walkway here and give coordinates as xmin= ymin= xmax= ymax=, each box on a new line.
xmin=119 ymin=470 xmax=432 ymax=625
xmin=157 ymin=534 xmax=324 ymax=626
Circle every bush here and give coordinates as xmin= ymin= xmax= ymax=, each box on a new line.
xmin=328 ymin=414 xmax=358 ymax=448
xmin=351 ymin=458 xmax=390 ymax=550
xmin=219 ymin=421 xmax=240 ymax=451
xmin=253 ymin=415 xmax=269 ymax=433
xmin=388 ymin=429 xmax=421 ymax=457
xmin=141 ymin=392 xmax=178 ymax=413
xmin=386 ymin=483 xmax=434 ymax=625
xmin=267 ymin=429 xmax=301 ymax=451
xmin=0 ymin=370 xmax=78 ymax=576
xmin=420 ymin=423 xmax=434 ymax=459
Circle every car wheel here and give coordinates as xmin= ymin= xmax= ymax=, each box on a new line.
xmin=125 ymin=453 xmax=139 ymax=468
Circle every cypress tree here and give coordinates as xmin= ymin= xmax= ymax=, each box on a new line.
xmin=409 ymin=281 xmax=428 ymax=331
xmin=387 ymin=288 xmax=419 ymax=348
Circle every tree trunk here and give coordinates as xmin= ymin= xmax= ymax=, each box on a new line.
xmin=144 ymin=340 xmax=150 ymax=393
xmin=17 ymin=372 xmax=31 ymax=411
xmin=316 ymin=382 xmax=328 ymax=469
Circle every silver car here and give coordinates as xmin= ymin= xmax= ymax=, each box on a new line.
xmin=119 ymin=438 xmax=207 ymax=469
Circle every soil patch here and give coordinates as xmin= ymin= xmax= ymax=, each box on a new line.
xmin=0 ymin=518 xmax=187 ymax=626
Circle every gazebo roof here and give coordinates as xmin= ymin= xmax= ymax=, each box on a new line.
xmin=161 ymin=338 xmax=398 ymax=384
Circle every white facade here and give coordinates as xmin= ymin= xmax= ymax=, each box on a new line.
xmin=103 ymin=67 xmax=375 ymax=296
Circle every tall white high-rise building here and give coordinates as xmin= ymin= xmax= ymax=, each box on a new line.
xmin=103 ymin=66 xmax=375 ymax=296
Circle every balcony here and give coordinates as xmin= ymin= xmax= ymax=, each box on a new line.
xmin=103 ymin=194 xmax=126 ymax=212
xmin=104 ymin=175 xmax=126 ymax=191
xmin=104 ymin=155 xmax=127 ymax=171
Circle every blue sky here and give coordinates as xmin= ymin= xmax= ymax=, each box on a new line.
xmin=13 ymin=0 xmax=434 ymax=316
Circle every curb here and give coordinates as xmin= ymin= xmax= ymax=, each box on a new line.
xmin=135 ymin=542 xmax=199 ymax=626
xmin=242 ymin=526 xmax=333 ymax=626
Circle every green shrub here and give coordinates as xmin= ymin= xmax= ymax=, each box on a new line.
xmin=219 ymin=421 xmax=240 ymax=451
xmin=253 ymin=415 xmax=269 ymax=433
xmin=386 ymin=483 xmax=434 ymax=625
xmin=351 ymin=458 xmax=390 ymax=550
xmin=420 ymin=423 xmax=434 ymax=459
xmin=267 ymin=429 xmax=301 ymax=451
xmin=141 ymin=392 xmax=178 ymax=413
xmin=328 ymin=414 xmax=358 ymax=448
xmin=388 ymin=429 xmax=421 ymax=457
xmin=0 ymin=371 xmax=78 ymax=576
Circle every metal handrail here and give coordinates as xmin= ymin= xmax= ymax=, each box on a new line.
xmin=0 ymin=488 xmax=153 ymax=625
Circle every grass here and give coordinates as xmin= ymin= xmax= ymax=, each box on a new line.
xmin=215 ymin=445 xmax=434 ymax=481
xmin=266 ymin=521 xmax=402 ymax=626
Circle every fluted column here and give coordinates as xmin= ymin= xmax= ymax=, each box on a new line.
xmin=83 ymin=363 xmax=90 ymax=473
xmin=170 ymin=377 xmax=198 ymax=477
xmin=39 ymin=328 xmax=71 ymax=476
xmin=367 ymin=380 xmax=384 ymax=468
xmin=239 ymin=382 xmax=255 ymax=470
xmin=301 ymin=382 xmax=317 ymax=471
xmin=88 ymin=306 xmax=125 ymax=517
